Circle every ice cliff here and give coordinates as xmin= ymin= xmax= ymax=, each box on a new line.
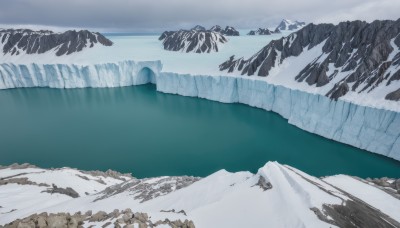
xmin=0 ymin=61 xmax=161 ymax=89
xmin=157 ymin=73 xmax=400 ymax=161
xmin=0 ymin=60 xmax=399 ymax=161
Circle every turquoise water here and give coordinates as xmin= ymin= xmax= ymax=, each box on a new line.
xmin=0 ymin=85 xmax=399 ymax=178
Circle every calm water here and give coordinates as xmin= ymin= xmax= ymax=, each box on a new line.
xmin=1 ymin=85 xmax=399 ymax=178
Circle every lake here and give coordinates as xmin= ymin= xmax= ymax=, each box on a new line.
xmin=0 ymin=85 xmax=399 ymax=178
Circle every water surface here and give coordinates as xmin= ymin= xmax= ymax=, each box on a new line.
xmin=1 ymin=85 xmax=399 ymax=178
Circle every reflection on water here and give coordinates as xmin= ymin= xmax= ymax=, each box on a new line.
xmin=1 ymin=85 xmax=400 ymax=178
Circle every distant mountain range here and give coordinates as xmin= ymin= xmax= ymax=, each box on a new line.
xmin=0 ymin=29 xmax=112 ymax=56
xmin=220 ymin=19 xmax=400 ymax=101
xmin=248 ymin=19 xmax=306 ymax=36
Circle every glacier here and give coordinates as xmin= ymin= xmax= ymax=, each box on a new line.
xmin=0 ymin=60 xmax=399 ymax=161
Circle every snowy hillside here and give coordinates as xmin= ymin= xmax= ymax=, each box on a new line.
xmin=220 ymin=19 xmax=400 ymax=103
xmin=275 ymin=19 xmax=306 ymax=31
xmin=1 ymin=162 xmax=399 ymax=227
xmin=159 ymin=29 xmax=228 ymax=53
xmin=0 ymin=29 xmax=112 ymax=56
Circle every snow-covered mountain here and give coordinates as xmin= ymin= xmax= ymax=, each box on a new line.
xmin=159 ymin=29 xmax=228 ymax=53
xmin=1 ymin=162 xmax=399 ymax=227
xmin=247 ymin=28 xmax=280 ymax=35
xmin=202 ymin=25 xmax=240 ymax=36
xmin=220 ymin=19 xmax=400 ymax=101
xmin=275 ymin=19 xmax=306 ymax=31
xmin=0 ymin=29 xmax=113 ymax=56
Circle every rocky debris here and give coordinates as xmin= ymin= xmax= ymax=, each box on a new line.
xmin=0 ymin=29 xmax=113 ymax=56
xmin=159 ymin=29 xmax=228 ymax=53
xmin=0 ymin=177 xmax=49 ymax=187
xmin=4 ymin=209 xmax=195 ymax=228
xmin=220 ymin=19 xmax=400 ymax=101
xmin=82 ymin=169 xmax=133 ymax=181
xmin=275 ymin=19 xmax=306 ymax=31
xmin=312 ymin=199 xmax=400 ymax=228
xmin=160 ymin=209 xmax=187 ymax=216
xmin=95 ymin=176 xmax=200 ymax=203
xmin=0 ymin=163 xmax=38 ymax=170
xmin=41 ymin=184 xmax=80 ymax=198
xmin=247 ymin=28 xmax=280 ymax=36
xmin=365 ymin=177 xmax=400 ymax=195
xmin=253 ymin=176 xmax=273 ymax=191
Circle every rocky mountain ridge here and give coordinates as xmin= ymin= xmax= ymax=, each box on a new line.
xmin=0 ymin=29 xmax=113 ymax=56
xmin=219 ymin=19 xmax=400 ymax=101
xmin=159 ymin=28 xmax=228 ymax=53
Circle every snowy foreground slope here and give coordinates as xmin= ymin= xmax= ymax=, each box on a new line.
xmin=1 ymin=163 xmax=399 ymax=228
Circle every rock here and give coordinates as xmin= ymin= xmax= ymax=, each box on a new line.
xmin=220 ymin=19 xmax=400 ymax=101
xmin=255 ymin=176 xmax=273 ymax=191
xmin=159 ymin=30 xmax=227 ymax=53
xmin=133 ymin=213 xmax=148 ymax=223
xmin=88 ymin=211 xmax=108 ymax=222
xmin=102 ymin=222 xmax=112 ymax=228
xmin=42 ymin=184 xmax=80 ymax=198
xmin=122 ymin=213 xmax=133 ymax=222
xmin=395 ymin=179 xmax=400 ymax=190
xmin=0 ymin=29 xmax=112 ymax=56
xmin=47 ymin=215 xmax=68 ymax=228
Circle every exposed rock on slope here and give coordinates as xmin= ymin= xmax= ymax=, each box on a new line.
xmin=248 ymin=28 xmax=280 ymax=35
xmin=220 ymin=19 xmax=400 ymax=101
xmin=210 ymin=25 xmax=240 ymax=36
xmin=159 ymin=29 xmax=228 ymax=53
xmin=0 ymin=29 xmax=113 ymax=56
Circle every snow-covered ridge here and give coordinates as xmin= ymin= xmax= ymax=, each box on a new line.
xmin=159 ymin=29 xmax=228 ymax=53
xmin=220 ymin=19 xmax=400 ymax=103
xmin=275 ymin=19 xmax=306 ymax=31
xmin=1 ymin=162 xmax=399 ymax=227
xmin=0 ymin=29 xmax=112 ymax=56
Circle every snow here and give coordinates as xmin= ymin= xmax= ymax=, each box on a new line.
xmin=1 ymin=162 xmax=399 ymax=227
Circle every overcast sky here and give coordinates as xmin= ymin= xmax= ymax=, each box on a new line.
xmin=1 ymin=0 xmax=399 ymax=32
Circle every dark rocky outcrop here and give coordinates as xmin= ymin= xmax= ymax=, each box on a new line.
xmin=210 ymin=25 xmax=240 ymax=36
xmin=220 ymin=19 xmax=400 ymax=101
xmin=159 ymin=29 xmax=228 ymax=53
xmin=95 ymin=176 xmax=200 ymax=203
xmin=247 ymin=28 xmax=279 ymax=36
xmin=254 ymin=176 xmax=273 ymax=191
xmin=0 ymin=29 xmax=113 ymax=56
xmin=42 ymin=184 xmax=80 ymax=198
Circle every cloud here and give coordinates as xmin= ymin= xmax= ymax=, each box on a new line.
xmin=0 ymin=0 xmax=399 ymax=32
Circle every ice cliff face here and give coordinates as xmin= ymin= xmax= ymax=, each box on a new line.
xmin=220 ymin=19 xmax=400 ymax=102
xmin=0 ymin=61 xmax=161 ymax=89
xmin=275 ymin=19 xmax=306 ymax=31
xmin=1 ymin=162 xmax=400 ymax=227
xmin=0 ymin=59 xmax=399 ymax=161
xmin=0 ymin=29 xmax=112 ymax=56
xmin=159 ymin=29 xmax=228 ymax=53
xmin=157 ymin=73 xmax=400 ymax=161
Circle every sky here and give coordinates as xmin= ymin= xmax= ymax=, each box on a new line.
xmin=0 ymin=0 xmax=399 ymax=32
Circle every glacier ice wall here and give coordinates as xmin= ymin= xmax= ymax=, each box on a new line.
xmin=0 ymin=61 xmax=161 ymax=89
xmin=157 ymin=72 xmax=400 ymax=161
xmin=0 ymin=61 xmax=399 ymax=161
